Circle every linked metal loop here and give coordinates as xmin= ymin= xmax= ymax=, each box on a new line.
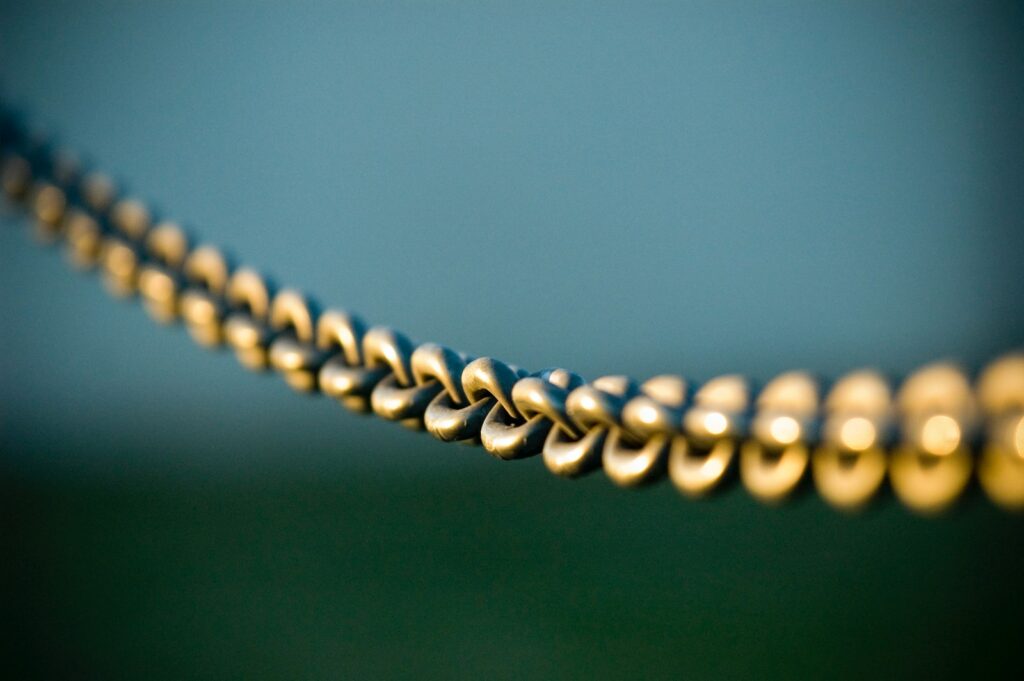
xmin=137 ymin=222 xmax=189 ymax=324
xmin=416 ymin=345 xmax=486 ymax=442
xmin=99 ymin=235 xmax=142 ymax=298
xmin=811 ymin=371 xmax=892 ymax=511
xmin=370 ymin=371 xmax=440 ymax=429
xmin=889 ymin=363 xmax=975 ymax=514
xmin=179 ymin=246 xmax=231 ymax=347
xmin=63 ymin=209 xmax=104 ymax=270
xmin=412 ymin=344 xmax=468 ymax=404
xmin=363 ymin=327 xmax=415 ymax=383
xmin=366 ymin=328 xmax=440 ymax=428
xmin=975 ymin=354 xmax=1024 ymax=510
xmin=543 ymin=426 xmax=609 ymax=478
xmin=98 ymin=197 xmax=151 ymax=298
xmin=31 ymin=181 xmax=67 ymax=241
xmin=316 ymin=310 xmax=383 ymax=412
xmin=268 ymin=289 xmax=324 ymax=393
xmin=567 ymin=376 xmax=638 ymax=432
xmin=890 ymin=445 xmax=972 ymax=515
xmin=423 ymin=391 xmax=492 ymax=443
xmin=462 ymin=358 xmax=522 ymax=418
xmin=671 ymin=374 xmax=750 ymax=497
xmin=474 ymin=368 xmax=580 ymax=460
xmin=513 ymin=370 xmax=585 ymax=438
xmin=602 ymin=376 xmax=684 ymax=487
xmin=979 ymin=443 xmax=1024 ymax=512
xmin=543 ymin=375 xmax=636 ymax=477
xmin=110 ymin=198 xmax=150 ymax=241
xmin=30 ymin=155 xmax=77 ymax=243
xmin=740 ymin=371 xmax=818 ymax=504
xmin=222 ymin=268 xmax=276 ymax=371
xmin=620 ymin=375 xmax=687 ymax=440
xmin=460 ymin=358 xmax=526 ymax=458
xmin=4 ymin=114 xmax=1024 ymax=515
xmin=487 ymin=368 xmax=585 ymax=459
xmin=602 ymin=428 xmax=671 ymax=488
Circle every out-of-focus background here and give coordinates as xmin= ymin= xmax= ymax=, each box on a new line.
xmin=1 ymin=1 xmax=1022 ymax=678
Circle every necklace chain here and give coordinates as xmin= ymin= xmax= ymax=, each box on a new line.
xmin=3 ymin=112 xmax=1022 ymax=515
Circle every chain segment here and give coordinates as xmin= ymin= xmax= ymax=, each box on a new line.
xmin=223 ymin=268 xmax=276 ymax=371
xmin=2 ymin=113 xmax=1023 ymax=515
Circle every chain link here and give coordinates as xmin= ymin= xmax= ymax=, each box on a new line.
xmin=2 ymin=112 xmax=1023 ymax=515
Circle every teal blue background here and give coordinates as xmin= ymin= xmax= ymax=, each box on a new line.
xmin=1 ymin=1 xmax=1023 ymax=678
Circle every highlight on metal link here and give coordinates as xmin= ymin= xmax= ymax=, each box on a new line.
xmin=2 ymin=108 xmax=1022 ymax=515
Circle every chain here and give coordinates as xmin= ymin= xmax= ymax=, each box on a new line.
xmin=2 ymin=111 xmax=1023 ymax=515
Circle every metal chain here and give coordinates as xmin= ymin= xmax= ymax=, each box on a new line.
xmin=2 ymin=112 xmax=1023 ymax=515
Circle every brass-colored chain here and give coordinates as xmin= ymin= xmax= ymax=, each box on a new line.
xmin=2 ymin=115 xmax=1022 ymax=515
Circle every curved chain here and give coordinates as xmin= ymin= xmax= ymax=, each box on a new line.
xmin=2 ymin=111 xmax=1023 ymax=515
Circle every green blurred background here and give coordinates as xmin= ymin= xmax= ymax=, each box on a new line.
xmin=2 ymin=1 xmax=1023 ymax=678
xmin=5 ymin=467 xmax=1024 ymax=679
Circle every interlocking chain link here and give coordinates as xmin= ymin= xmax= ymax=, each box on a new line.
xmin=3 ymin=111 xmax=1023 ymax=515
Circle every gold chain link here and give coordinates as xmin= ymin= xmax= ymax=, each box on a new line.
xmin=2 ymin=117 xmax=1023 ymax=515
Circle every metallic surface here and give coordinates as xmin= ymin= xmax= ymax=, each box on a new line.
xmin=63 ymin=209 xmax=103 ymax=270
xmin=889 ymin=364 xmax=975 ymax=514
xmin=223 ymin=268 xmax=275 ymax=371
xmin=671 ymin=375 xmax=749 ymax=497
xmin=137 ymin=222 xmax=189 ymax=324
xmin=365 ymin=327 xmax=440 ymax=429
xmin=317 ymin=309 xmax=383 ymax=413
xmin=543 ymin=375 xmax=634 ymax=477
xmin=740 ymin=372 xmax=817 ymax=504
xmin=976 ymin=354 xmax=1024 ymax=509
xmin=812 ymin=371 xmax=891 ymax=511
xmin=268 ymin=290 xmax=323 ymax=393
xmin=1 ymin=122 xmax=1023 ymax=515
xmin=416 ymin=344 xmax=485 ymax=442
xmin=179 ymin=246 xmax=230 ymax=347
xmin=602 ymin=376 xmax=686 ymax=487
